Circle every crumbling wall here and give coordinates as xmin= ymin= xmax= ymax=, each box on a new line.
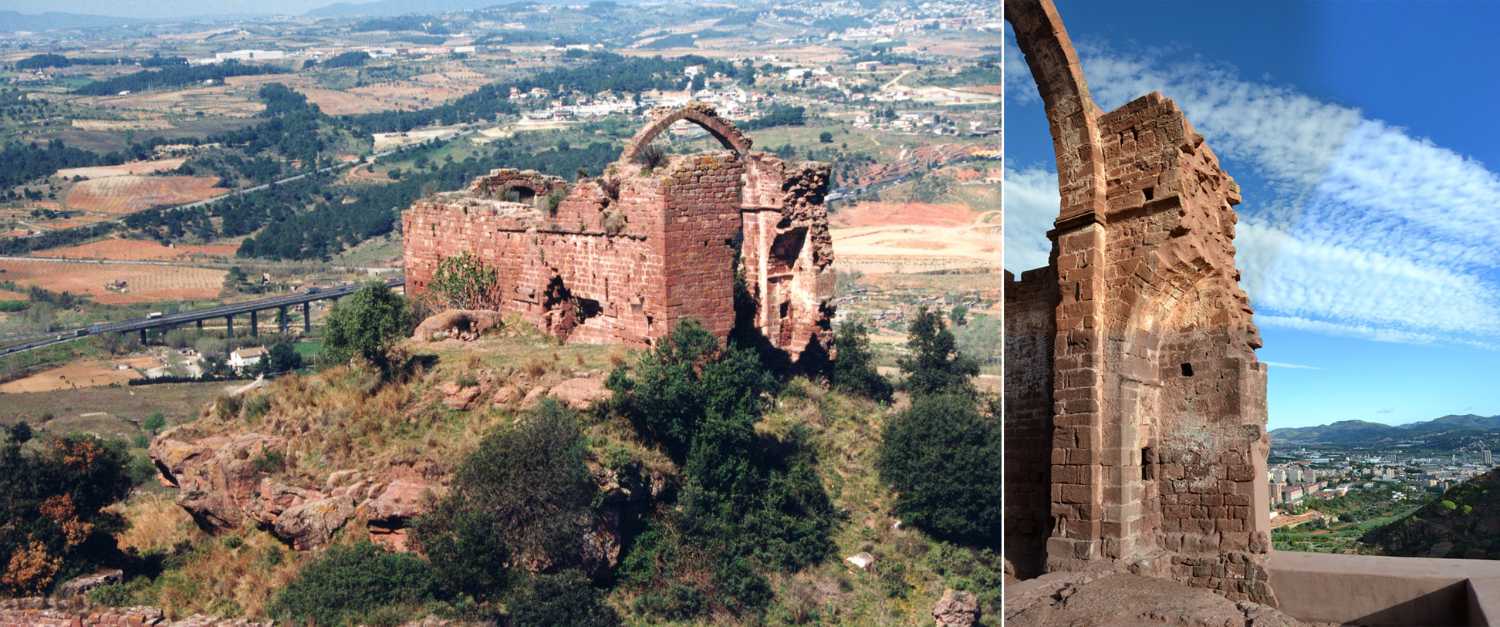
xmin=1007 ymin=0 xmax=1273 ymax=606
xmin=1004 ymin=266 xmax=1058 ymax=579
xmin=402 ymin=103 xmax=834 ymax=361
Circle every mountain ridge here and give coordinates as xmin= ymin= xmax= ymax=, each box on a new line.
xmin=1271 ymin=414 xmax=1500 ymax=447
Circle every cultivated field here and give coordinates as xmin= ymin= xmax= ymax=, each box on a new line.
xmin=56 ymin=158 xmax=188 ymax=179
xmin=0 ymin=380 xmax=229 ymax=426
xmin=0 ymin=259 xmax=225 ymax=304
xmin=37 ymin=238 xmax=240 ymax=261
xmin=829 ymin=201 xmax=1001 ymax=274
xmin=64 ymin=175 xmax=227 ymax=214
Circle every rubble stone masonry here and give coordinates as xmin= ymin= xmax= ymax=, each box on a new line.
xmin=1006 ymin=0 xmax=1274 ymax=606
xmin=402 ymin=103 xmax=835 ymax=361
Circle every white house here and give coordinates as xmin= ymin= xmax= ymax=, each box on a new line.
xmin=228 ymin=347 xmax=268 ymax=373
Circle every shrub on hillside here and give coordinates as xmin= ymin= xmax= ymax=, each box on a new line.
xmin=898 ymin=306 xmax=979 ymax=396
xmin=0 ymin=426 xmax=133 ymax=595
xmin=411 ymin=400 xmax=596 ymax=599
xmin=506 ymin=570 xmax=619 ymax=627
xmin=877 ymin=393 xmax=1002 ymax=546
xmin=830 ymin=319 xmax=892 ymax=402
xmin=606 ymin=320 xmax=777 ymax=462
xmin=320 ymin=282 xmax=415 ymax=370
xmin=268 ymin=541 xmax=440 ymax=626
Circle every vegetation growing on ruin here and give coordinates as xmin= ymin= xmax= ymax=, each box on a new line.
xmin=429 ymin=252 xmax=501 ymax=310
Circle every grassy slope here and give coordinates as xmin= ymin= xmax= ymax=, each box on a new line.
xmin=101 ymin=323 xmax=998 ymax=624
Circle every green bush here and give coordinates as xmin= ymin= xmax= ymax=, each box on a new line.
xmin=411 ymin=400 xmax=596 ymax=599
xmin=898 ymin=307 xmax=979 ymax=397
xmin=0 ymin=300 xmax=26 ymax=312
xmin=429 ymin=252 xmax=500 ymax=310
xmin=830 ymin=319 xmax=892 ymax=402
xmin=607 ymin=320 xmax=776 ymax=462
xmin=507 ymin=570 xmax=619 ymax=627
xmin=634 ymin=583 xmax=705 ymax=621
xmin=877 ymin=392 xmax=1002 ymax=546
xmin=141 ymin=412 xmax=166 ymax=434
xmin=268 ymin=542 xmax=440 ymax=626
xmin=320 ymin=282 xmax=416 ymax=370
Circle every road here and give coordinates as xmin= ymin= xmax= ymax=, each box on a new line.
xmin=0 ymin=276 xmax=404 ymax=358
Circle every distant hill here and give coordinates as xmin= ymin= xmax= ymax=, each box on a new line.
xmin=306 ymin=0 xmax=568 ymax=18
xmin=1363 ymin=468 xmax=1500 ymax=559
xmin=0 ymin=10 xmax=140 ymax=31
xmin=1271 ymin=414 xmax=1500 ymax=447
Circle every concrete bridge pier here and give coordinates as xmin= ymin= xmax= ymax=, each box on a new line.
xmin=250 ymin=310 xmax=259 ymax=337
xmin=226 ymin=315 xmax=234 ymax=337
xmin=139 ymin=328 xmax=147 ymax=344
xmin=196 ymin=319 xmax=204 ymax=331
xmin=278 ymin=306 xmax=289 ymax=334
xmin=302 ymin=302 xmax=311 ymax=334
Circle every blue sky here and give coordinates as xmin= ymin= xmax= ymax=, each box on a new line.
xmin=1004 ymin=1 xmax=1500 ymax=430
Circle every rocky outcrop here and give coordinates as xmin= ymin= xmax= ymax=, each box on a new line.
xmin=150 ymin=431 xmax=286 ymax=531
xmin=413 ymin=309 xmax=504 ymax=342
xmin=150 ymin=431 xmax=446 ymax=552
xmin=933 ymin=589 xmax=980 ymax=627
xmin=274 ymin=495 xmax=356 ymax=551
xmin=53 ymin=570 xmax=122 ymax=600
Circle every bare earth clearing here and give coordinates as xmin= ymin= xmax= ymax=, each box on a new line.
xmin=829 ymin=202 xmax=1001 ymax=274
xmin=56 ymin=158 xmax=188 ymax=179
xmin=0 ymin=356 xmax=155 ymax=393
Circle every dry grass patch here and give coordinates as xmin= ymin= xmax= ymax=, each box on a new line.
xmin=114 ymin=492 xmax=205 ymax=555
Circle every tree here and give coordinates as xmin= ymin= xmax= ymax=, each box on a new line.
xmin=141 ymin=412 xmax=166 ymax=434
xmin=429 ymin=252 xmax=500 ymax=310
xmin=263 ymin=341 xmax=303 ymax=374
xmin=877 ymin=393 xmax=1002 ymax=546
xmin=898 ymin=307 xmax=979 ymax=397
xmin=830 ymin=320 xmax=892 ymax=402
xmin=411 ymin=400 xmax=597 ymax=599
xmin=818 ymin=131 xmax=834 ymax=143
xmin=320 ymin=282 xmax=415 ymax=370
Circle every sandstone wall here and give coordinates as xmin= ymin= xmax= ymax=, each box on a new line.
xmin=1004 ymin=266 xmax=1058 ymax=579
xmin=402 ymin=103 xmax=835 ymax=360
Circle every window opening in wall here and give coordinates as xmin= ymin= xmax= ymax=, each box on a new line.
xmin=1142 ymin=446 xmax=1155 ymax=481
xmin=1180 ymin=363 xmax=1194 ymax=377
xmin=1143 ymin=186 xmax=1155 ymax=201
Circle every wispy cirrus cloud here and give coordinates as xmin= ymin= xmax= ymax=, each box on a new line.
xmin=1004 ymin=39 xmax=1500 ymax=349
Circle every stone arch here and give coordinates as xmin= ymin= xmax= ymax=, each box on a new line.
xmin=620 ymin=101 xmax=752 ymax=162
xmin=1005 ymin=0 xmax=1108 ymax=225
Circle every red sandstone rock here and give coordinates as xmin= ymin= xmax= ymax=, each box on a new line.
xmin=547 ymin=376 xmax=609 ymax=410
xmin=932 ymin=588 xmax=980 ymax=627
xmin=149 ymin=431 xmax=286 ymax=531
xmin=413 ymin=309 xmax=503 ymax=342
xmin=273 ymin=494 xmax=356 ymax=550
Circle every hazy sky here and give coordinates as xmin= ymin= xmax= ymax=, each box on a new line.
xmin=1006 ymin=1 xmax=1500 ymax=430
xmin=3 ymin=0 xmax=342 ymax=17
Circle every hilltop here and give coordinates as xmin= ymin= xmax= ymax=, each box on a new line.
xmin=1362 ymin=468 xmax=1500 ymax=559
xmin=1271 ymin=414 xmax=1500 ymax=448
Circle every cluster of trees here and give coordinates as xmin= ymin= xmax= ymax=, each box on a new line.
xmin=74 ymin=61 xmax=281 ymax=96
xmin=605 ymin=321 xmax=838 ymax=619
xmin=0 ymin=139 xmax=101 ymax=188
xmin=741 ymin=104 xmax=806 ymax=130
xmin=314 ymin=51 xmax=371 ymax=69
xmin=0 ymin=424 xmax=133 ymax=595
xmin=14 ymin=54 xmax=118 ymax=70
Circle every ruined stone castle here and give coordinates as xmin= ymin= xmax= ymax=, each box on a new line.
xmin=1003 ymin=0 xmax=1274 ymax=606
xmin=402 ymin=103 xmax=836 ymax=362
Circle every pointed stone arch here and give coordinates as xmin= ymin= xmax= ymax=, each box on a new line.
xmin=620 ymin=101 xmax=752 ymax=162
